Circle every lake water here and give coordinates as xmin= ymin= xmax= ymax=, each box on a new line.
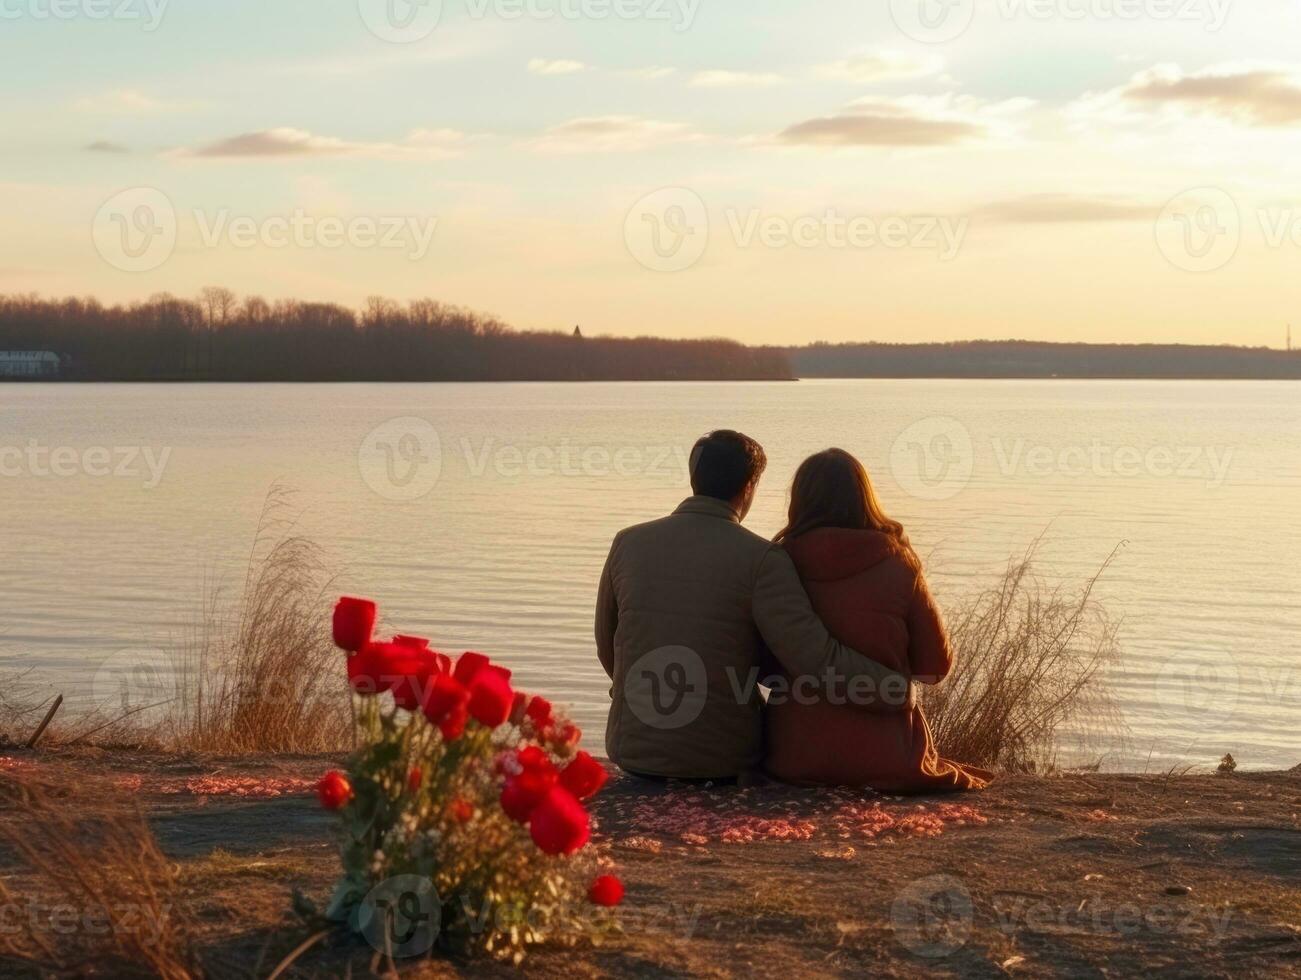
xmin=1 ymin=381 xmax=1297 ymax=771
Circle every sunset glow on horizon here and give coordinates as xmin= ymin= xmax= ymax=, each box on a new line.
xmin=4 ymin=0 xmax=1301 ymax=347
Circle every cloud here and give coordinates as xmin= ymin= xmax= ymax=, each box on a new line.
xmin=778 ymin=94 xmax=1031 ymax=148
xmin=814 ymin=51 xmax=944 ymax=84
xmin=977 ymin=194 xmax=1157 ymax=223
xmin=179 ymin=127 xmax=470 ymax=160
xmin=780 ymin=113 xmax=976 ymax=146
xmin=1120 ymin=64 xmax=1301 ymax=126
xmin=84 ymin=140 xmax=130 ymax=154
xmin=73 ymin=89 xmax=179 ymax=114
xmin=625 ymin=67 xmax=677 ymax=81
xmin=528 ymin=58 xmax=586 ymax=76
xmin=1072 ymin=63 xmax=1301 ymax=130
xmin=691 ymin=70 xmax=785 ymax=88
xmin=527 ymin=116 xmax=704 ymax=154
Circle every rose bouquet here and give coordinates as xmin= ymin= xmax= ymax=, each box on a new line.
xmin=316 ymin=597 xmax=621 ymax=963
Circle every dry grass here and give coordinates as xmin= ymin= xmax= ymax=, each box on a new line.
xmin=0 ymin=672 xmax=121 ymax=750
xmin=163 ymin=488 xmax=351 ymax=754
xmin=924 ymin=539 xmax=1124 ymax=773
xmin=0 ymin=770 xmax=198 ymax=978
xmin=0 ymin=671 xmax=45 ymax=747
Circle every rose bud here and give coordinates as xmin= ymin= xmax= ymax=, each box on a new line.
xmin=407 ymin=768 xmax=422 ymax=793
xmin=316 ymin=771 xmax=353 ymax=810
xmin=509 ymin=691 xmax=529 ymax=727
xmin=332 ymin=597 xmax=377 ymax=653
xmin=526 ymin=696 xmax=553 ymax=729
xmin=588 ymin=875 xmax=625 ymax=907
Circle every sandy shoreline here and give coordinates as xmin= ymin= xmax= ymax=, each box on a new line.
xmin=1 ymin=749 xmax=1297 ymax=977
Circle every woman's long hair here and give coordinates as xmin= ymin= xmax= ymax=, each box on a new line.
xmin=776 ymin=449 xmax=919 ymax=568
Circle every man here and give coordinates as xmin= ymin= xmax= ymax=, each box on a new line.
xmin=596 ymin=430 xmax=912 ymax=780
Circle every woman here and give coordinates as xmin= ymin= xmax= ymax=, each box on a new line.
xmin=763 ymin=449 xmax=990 ymax=793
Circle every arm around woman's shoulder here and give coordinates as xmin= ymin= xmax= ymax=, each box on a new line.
xmin=906 ymin=571 xmax=952 ymax=684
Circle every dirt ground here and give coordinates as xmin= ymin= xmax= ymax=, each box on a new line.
xmin=1 ymin=749 xmax=1297 ymax=978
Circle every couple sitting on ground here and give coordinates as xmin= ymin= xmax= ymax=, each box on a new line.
xmin=595 ymin=430 xmax=990 ymax=793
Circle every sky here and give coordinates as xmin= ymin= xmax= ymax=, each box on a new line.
xmin=3 ymin=0 xmax=1301 ymax=346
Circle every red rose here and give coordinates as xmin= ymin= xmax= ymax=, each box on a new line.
xmin=500 ymin=763 xmax=557 ymax=823
xmin=453 ymin=652 xmax=490 ymax=685
xmin=450 ymin=798 xmax=474 ymax=823
xmin=468 ymin=665 xmax=514 ymax=728
xmin=589 ymin=875 xmax=624 ymax=907
xmin=559 ymin=751 xmax=608 ymax=801
xmin=316 ymin=770 xmax=353 ymax=810
xmin=517 ymin=745 xmax=554 ymax=774
xmin=390 ymin=649 xmax=446 ymax=712
xmin=346 ymin=645 xmax=387 ymax=696
xmin=526 ymin=696 xmax=553 ymax=729
xmin=369 ymin=641 xmax=429 ymax=695
xmin=509 ymin=691 xmax=529 ymax=726
xmin=439 ymin=703 xmax=469 ymax=742
xmin=332 ymin=597 xmax=377 ymax=653
xmin=421 ymin=673 xmax=469 ymax=725
xmin=529 ymin=786 xmax=590 ymax=856
xmin=500 ymin=779 xmax=540 ymax=823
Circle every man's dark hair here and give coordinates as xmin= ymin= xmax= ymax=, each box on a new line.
xmin=689 ymin=430 xmax=767 ymax=502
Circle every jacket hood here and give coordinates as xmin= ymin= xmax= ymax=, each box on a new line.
xmin=783 ymin=527 xmax=908 ymax=582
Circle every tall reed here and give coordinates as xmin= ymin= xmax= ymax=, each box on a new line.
xmin=165 ymin=488 xmax=350 ymax=754
xmin=924 ymin=540 xmax=1123 ymax=772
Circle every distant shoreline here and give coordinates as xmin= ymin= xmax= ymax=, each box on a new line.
xmin=6 ymin=293 xmax=1300 ymax=382
xmin=784 ymin=340 xmax=1301 ymax=382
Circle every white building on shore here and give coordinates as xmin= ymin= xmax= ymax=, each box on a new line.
xmin=0 ymin=351 xmax=61 ymax=378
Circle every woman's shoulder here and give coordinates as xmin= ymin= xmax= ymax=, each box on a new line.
xmin=786 ymin=527 xmax=915 ymax=581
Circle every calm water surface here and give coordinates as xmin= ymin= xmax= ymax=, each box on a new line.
xmin=1 ymin=381 xmax=1296 ymax=770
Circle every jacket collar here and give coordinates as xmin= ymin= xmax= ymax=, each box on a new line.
xmin=673 ymin=495 xmax=741 ymax=523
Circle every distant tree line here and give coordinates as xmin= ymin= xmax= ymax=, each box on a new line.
xmin=5 ymin=293 xmax=1297 ymax=381
xmin=786 ymin=340 xmax=1301 ymax=380
xmin=0 ymin=292 xmax=792 ymax=382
